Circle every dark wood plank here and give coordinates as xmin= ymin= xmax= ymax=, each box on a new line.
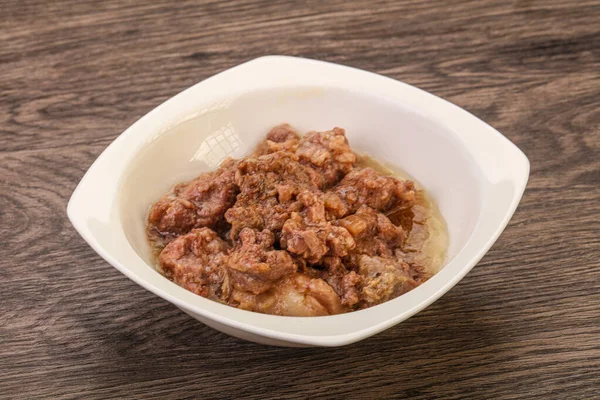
xmin=1 ymin=0 xmax=599 ymax=399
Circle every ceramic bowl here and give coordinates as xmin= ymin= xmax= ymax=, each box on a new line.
xmin=67 ymin=56 xmax=529 ymax=347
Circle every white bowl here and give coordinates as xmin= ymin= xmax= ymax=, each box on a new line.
xmin=67 ymin=56 xmax=529 ymax=347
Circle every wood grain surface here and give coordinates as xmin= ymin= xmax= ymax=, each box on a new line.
xmin=1 ymin=0 xmax=599 ymax=398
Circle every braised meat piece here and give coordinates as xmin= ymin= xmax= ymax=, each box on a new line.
xmin=227 ymin=228 xmax=297 ymax=294
xmin=225 ymin=196 xmax=304 ymax=240
xmin=357 ymin=255 xmax=418 ymax=306
xmin=234 ymin=151 xmax=321 ymax=200
xmin=319 ymin=256 xmax=362 ymax=307
xmin=339 ymin=205 xmax=406 ymax=262
xmin=159 ymin=228 xmax=231 ymax=300
xmin=253 ymin=123 xmax=301 ymax=156
xmin=226 ymin=151 xmax=321 ymax=238
xmin=148 ymin=158 xmax=238 ymax=245
xmin=296 ymin=127 xmax=357 ymax=188
xmin=330 ymin=167 xmax=416 ymax=216
xmin=322 ymin=206 xmax=408 ymax=307
xmin=229 ymin=273 xmax=345 ymax=316
xmin=281 ymin=191 xmax=355 ymax=264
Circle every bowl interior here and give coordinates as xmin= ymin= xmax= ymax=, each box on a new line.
xmin=119 ymin=87 xmax=482 ymax=270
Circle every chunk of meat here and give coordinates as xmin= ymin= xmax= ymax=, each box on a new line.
xmin=234 ymin=151 xmax=321 ymax=200
xmin=357 ymin=255 xmax=418 ymax=306
xmin=320 ymin=256 xmax=362 ymax=307
xmin=281 ymin=213 xmax=355 ymax=264
xmin=159 ymin=228 xmax=231 ymax=300
xmin=296 ymin=127 xmax=357 ymax=187
xmin=226 ymin=151 xmax=320 ymax=238
xmin=253 ymin=124 xmax=301 ymax=155
xmin=339 ymin=271 xmax=362 ymax=307
xmin=339 ymin=206 xmax=406 ymax=264
xmin=148 ymin=158 xmax=238 ymax=244
xmin=281 ymin=191 xmax=355 ymax=264
xmin=227 ymin=228 xmax=297 ymax=294
xmin=271 ymin=274 xmax=345 ymax=316
xmin=330 ymin=167 xmax=416 ymax=216
xmin=229 ymin=273 xmax=345 ymax=316
xmin=225 ymin=196 xmax=304 ymax=239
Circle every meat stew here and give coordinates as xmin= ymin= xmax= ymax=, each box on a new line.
xmin=147 ymin=124 xmax=447 ymax=316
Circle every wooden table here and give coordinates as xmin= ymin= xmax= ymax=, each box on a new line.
xmin=2 ymin=1 xmax=599 ymax=398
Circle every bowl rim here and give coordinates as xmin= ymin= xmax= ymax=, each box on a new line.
xmin=67 ymin=55 xmax=529 ymax=346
